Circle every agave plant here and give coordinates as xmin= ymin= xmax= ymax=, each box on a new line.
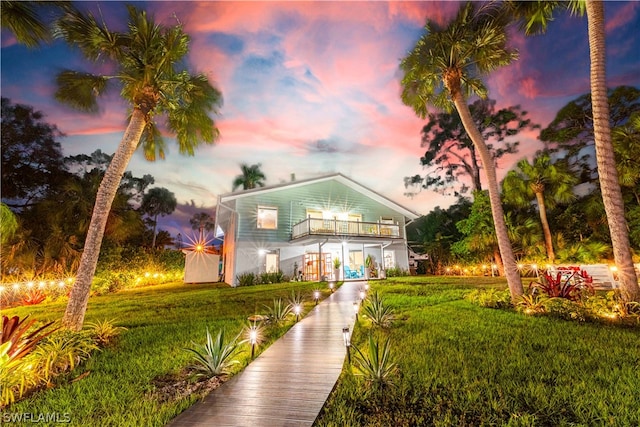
xmin=265 ymin=298 xmax=291 ymax=324
xmin=363 ymin=291 xmax=395 ymax=328
xmin=352 ymin=334 xmax=398 ymax=391
xmin=185 ymin=328 xmax=240 ymax=378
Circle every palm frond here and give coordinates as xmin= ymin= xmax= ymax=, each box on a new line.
xmin=1 ymin=1 xmax=51 ymax=47
xmin=54 ymin=70 xmax=109 ymax=113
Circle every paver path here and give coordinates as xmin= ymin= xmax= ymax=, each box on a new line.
xmin=167 ymin=280 xmax=363 ymax=427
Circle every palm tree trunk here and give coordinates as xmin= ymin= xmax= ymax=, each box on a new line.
xmin=62 ymin=109 xmax=147 ymax=330
xmin=151 ymin=213 xmax=158 ymax=249
xmin=453 ymin=95 xmax=523 ymax=300
xmin=586 ymin=1 xmax=640 ymax=302
xmin=535 ymin=192 xmax=555 ymax=263
xmin=493 ymin=247 xmax=504 ymax=277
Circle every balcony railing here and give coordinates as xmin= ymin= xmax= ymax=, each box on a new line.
xmin=291 ymin=218 xmax=401 ymax=240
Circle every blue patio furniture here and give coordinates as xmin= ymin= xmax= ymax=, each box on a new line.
xmin=344 ymin=266 xmax=358 ymax=279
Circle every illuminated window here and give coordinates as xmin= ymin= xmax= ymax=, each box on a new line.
xmin=257 ymin=206 xmax=278 ymax=229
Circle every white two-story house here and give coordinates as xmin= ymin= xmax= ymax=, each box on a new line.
xmin=214 ymin=173 xmax=419 ymax=286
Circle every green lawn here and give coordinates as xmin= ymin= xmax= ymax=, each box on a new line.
xmin=316 ymin=277 xmax=640 ymax=426
xmin=2 ymin=280 xmax=328 ymax=426
xmin=5 ymin=277 xmax=640 ymax=426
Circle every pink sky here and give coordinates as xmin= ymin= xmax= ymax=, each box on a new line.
xmin=2 ymin=1 xmax=639 ymax=236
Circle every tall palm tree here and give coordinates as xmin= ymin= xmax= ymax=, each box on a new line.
xmin=509 ymin=0 xmax=639 ymax=301
xmin=141 ymin=187 xmax=177 ymax=248
xmin=54 ymin=6 xmax=222 ymax=330
xmin=0 ymin=1 xmax=51 ymax=47
xmin=400 ymin=2 xmax=524 ymax=300
xmin=232 ymin=163 xmax=266 ymax=191
xmin=502 ymin=152 xmax=578 ymax=263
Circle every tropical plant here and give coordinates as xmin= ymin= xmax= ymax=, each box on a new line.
xmin=236 ymin=272 xmax=257 ymax=287
xmin=1 ymin=315 xmax=57 ymax=362
xmin=333 ymin=257 xmax=341 ymax=269
xmin=465 ymin=288 xmax=512 ymax=309
xmin=184 ymin=328 xmax=240 ymax=378
xmin=0 ymin=1 xmax=54 ymax=48
xmin=140 ymin=187 xmax=177 ymax=248
xmin=530 ymin=272 xmax=594 ymax=302
xmin=265 ymin=298 xmax=291 ymax=324
xmin=53 ymin=5 xmax=222 ymax=330
xmin=516 ymin=294 xmax=546 ymax=315
xmin=20 ymin=289 xmax=46 ymax=306
xmin=32 ymin=330 xmax=98 ymax=383
xmin=352 ymin=334 xmax=398 ymax=392
xmin=508 ymin=0 xmax=639 ymax=302
xmin=363 ymin=291 xmax=395 ymax=328
xmin=502 ymin=152 xmax=578 ymax=262
xmin=85 ymin=319 xmax=127 ymax=346
xmin=400 ymin=1 xmax=523 ymax=300
xmin=232 ymin=163 xmax=266 ymax=191
xmin=189 ymin=212 xmax=215 ymax=239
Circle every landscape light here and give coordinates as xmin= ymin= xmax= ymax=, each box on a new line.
xmin=314 ymin=290 xmax=320 ymax=305
xmin=353 ymin=301 xmax=359 ymax=320
xmin=342 ymin=326 xmax=351 ymax=363
xmin=329 ymin=282 xmax=334 ymax=293
xmin=294 ymin=304 xmax=301 ymax=322
xmin=249 ymin=328 xmax=258 ymax=359
xmin=364 ymin=283 xmax=369 ymax=291
xmin=359 ymin=290 xmax=365 ymax=301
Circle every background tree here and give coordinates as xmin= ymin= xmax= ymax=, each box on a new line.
xmin=405 ymin=99 xmax=536 ymax=196
xmin=406 ymin=198 xmax=471 ymax=274
xmin=400 ymin=2 xmax=524 ymax=300
xmin=0 ymin=203 xmax=18 ymax=245
xmin=232 ymin=163 xmax=266 ymax=191
xmin=141 ymin=187 xmax=177 ymax=248
xmin=189 ymin=211 xmax=215 ymax=239
xmin=509 ymin=0 xmax=639 ymax=302
xmin=1 ymin=98 xmax=69 ymax=208
xmin=54 ymin=5 xmax=223 ymax=330
xmin=502 ymin=152 xmax=577 ymax=263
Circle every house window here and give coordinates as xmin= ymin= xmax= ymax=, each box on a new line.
xmin=257 ymin=206 xmax=278 ymax=229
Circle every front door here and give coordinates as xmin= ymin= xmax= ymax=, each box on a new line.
xmin=265 ymin=253 xmax=279 ymax=273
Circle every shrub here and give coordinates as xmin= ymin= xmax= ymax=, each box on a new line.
xmin=352 ymin=334 xmax=398 ymax=392
xmin=515 ymin=294 xmax=546 ymax=315
xmin=465 ymin=288 xmax=512 ymax=309
xmin=236 ymin=272 xmax=257 ymax=287
xmin=32 ymin=330 xmax=98 ymax=382
xmin=265 ymin=298 xmax=291 ymax=324
xmin=184 ymin=328 xmax=240 ymax=378
xmin=85 ymin=319 xmax=127 ymax=346
xmin=530 ymin=272 xmax=594 ymax=302
xmin=258 ymin=271 xmax=285 ymax=284
xmin=363 ymin=291 xmax=395 ymax=328
xmin=21 ymin=289 xmax=46 ymax=305
xmin=542 ymin=298 xmax=589 ymax=322
xmin=385 ymin=267 xmax=409 ymax=277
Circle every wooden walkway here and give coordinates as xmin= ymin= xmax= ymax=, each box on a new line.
xmin=167 ymin=281 xmax=363 ymax=427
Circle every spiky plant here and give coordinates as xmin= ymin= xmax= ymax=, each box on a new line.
xmin=352 ymin=334 xmax=398 ymax=391
xmin=85 ymin=319 xmax=127 ymax=346
xmin=265 ymin=298 xmax=291 ymax=324
xmin=184 ymin=328 xmax=240 ymax=378
xmin=363 ymin=291 xmax=395 ymax=328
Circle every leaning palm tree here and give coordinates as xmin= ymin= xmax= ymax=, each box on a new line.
xmin=502 ymin=152 xmax=578 ymax=263
xmin=232 ymin=163 xmax=266 ymax=191
xmin=54 ymin=6 xmax=222 ymax=330
xmin=400 ymin=2 xmax=524 ymax=300
xmin=508 ymin=0 xmax=639 ymax=301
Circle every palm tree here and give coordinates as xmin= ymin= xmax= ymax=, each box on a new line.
xmin=400 ymin=2 xmax=524 ymax=300
xmin=232 ymin=163 xmax=266 ymax=191
xmin=54 ymin=6 xmax=222 ymax=330
xmin=509 ymin=0 xmax=639 ymax=301
xmin=0 ymin=1 xmax=51 ymax=47
xmin=141 ymin=187 xmax=177 ymax=248
xmin=502 ymin=152 xmax=578 ymax=263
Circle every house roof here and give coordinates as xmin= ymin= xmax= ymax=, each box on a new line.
xmin=219 ymin=173 xmax=420 ymax=220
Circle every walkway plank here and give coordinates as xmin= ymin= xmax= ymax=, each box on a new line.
xmin=167 ymin=281 xmax=363 ymax=427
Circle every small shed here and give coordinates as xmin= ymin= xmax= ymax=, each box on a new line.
xmin=183 ymin=250 xmax=219 ymax=283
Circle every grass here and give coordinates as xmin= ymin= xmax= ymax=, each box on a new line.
xmin=2 ymin=280 xmax=330 ymax=426
xmin=316 ymin=276 xmax=640 ymax=427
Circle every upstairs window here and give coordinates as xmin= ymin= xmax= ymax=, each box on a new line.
xmin=257 ymin=206 xmax=278 ymax=229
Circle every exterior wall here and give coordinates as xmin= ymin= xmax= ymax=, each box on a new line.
xmin=233 ymin=180 xmax=408 ymax=243
xmin=218 ymin=177 xmax=415 ymax=285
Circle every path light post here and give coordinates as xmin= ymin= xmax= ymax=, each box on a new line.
xmin=353 ymin=301 xmax=359 ymax=321
xmin=359 ymin=289 xmax=366 ymax=301
xmin=364 ymin=282 xmax=369 ymax=291
xmin=249 ymin=328 xmax=258 ymax=359
xmin=532 ymin=263 xmax=539 ymax=277
xmin=294 ymin=304 xmax=301 ymax=322
xmin=329 ymin=282 xmax=334 ymax=293
xmin=314 ymin=290 xmax=320 ymax=305
xmin=342 ymin=326 xmax=351 ymax=364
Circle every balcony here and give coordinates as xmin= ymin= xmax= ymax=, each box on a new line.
xmin=291 ymin=218 xmax=401 ymax=241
